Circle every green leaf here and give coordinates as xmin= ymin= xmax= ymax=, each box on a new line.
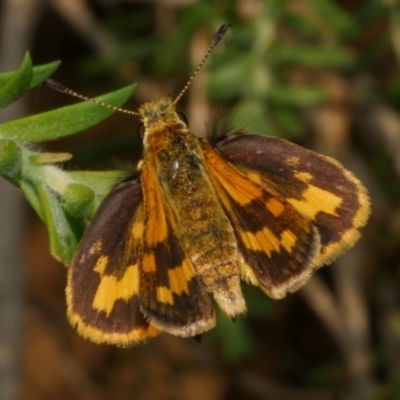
xmin=36 ymin=182 xmax=78 ymax=262
xmin=0 ymin=60 xmax=61 ymax=89
xmin=0 ymin=85 xmax=135 ymax=142
xmin=0 ymin=139 xmax=22 ymax=181
xmin=69 ymin=170 xmax=125 ymax=216
xmin=70 ymin=170 xmax=123 ymax=191
xmin=20 ymin=179 xmax=43 ymax=219
xmin=0 ymin=53 xmax=32 ymax=109
xmin=62 ymin=183 xmax=95 ymax=219
xmin=0 ymin=61 xmax=60 ymax=89
xmin=29 ymin=61 xmax=61 ymax=88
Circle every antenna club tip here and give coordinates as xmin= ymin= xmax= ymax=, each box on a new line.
xmin=219 ymin=23 xmax=233 ymax=33
xmin=213 ymin=23 xmax=232 ymax=46
xmin=46 ymin=79 xmax=66 ymax=92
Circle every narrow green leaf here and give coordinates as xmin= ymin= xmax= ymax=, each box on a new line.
xmin=30 ymin=152 xmax=72 ymax=164
xmin=0 ymin=53 xmax=32 ymax=109
xmin=0 ymin=85 xmax=135 ymax=142
xmin=36 ymin=182 xmax=78 ymax=262
xmin=19 ymin=180 xmax=43 ymax=220
xmin=29 ymin=61 xmax=61 ymax=88
xmin=0 ymin=60 xmax=61 ymax=89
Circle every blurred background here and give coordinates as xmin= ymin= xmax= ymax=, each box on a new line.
xmin=0 ymin=0 xmax=398 ymax=399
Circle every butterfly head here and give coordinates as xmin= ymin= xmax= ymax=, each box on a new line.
xmin=138 ymin=97 xmax=186 ymax=133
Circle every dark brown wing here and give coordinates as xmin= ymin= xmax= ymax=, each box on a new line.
xmin=201 ymin=141 xmax=321 ymax=299
xmin=215 ymin=134 xmax=370 ymax=267
xmin=67 ymin=177 xmax=159 ymax=346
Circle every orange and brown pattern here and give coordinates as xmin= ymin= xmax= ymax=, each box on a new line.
xmin=67 ymin=98 xmax=370 ymax=347
xmin=215 ymin=134 xmax=370 ymax=267
xmin=67 ymin=178 xmax=159 ymax=346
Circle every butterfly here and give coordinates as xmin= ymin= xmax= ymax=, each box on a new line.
xmin=49 ymin=25 xmax=370 ymax=346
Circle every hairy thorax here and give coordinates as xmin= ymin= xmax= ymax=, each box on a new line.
xmin=142 ymin=124 xmax=237 ymax=272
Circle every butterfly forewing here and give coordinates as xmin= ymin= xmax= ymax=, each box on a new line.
xmin=215 ymin=134 xmax=370 ymax=267
xmin=201 ymin=140 xmax=321 ymax=299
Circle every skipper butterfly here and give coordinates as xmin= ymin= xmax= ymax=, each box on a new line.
xmin=48 ymin=25 xmax=370 ymax=346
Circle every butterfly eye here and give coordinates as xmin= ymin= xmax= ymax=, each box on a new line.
xmin=177 ymin=112 xmax=189 ymax=127
xmin=137 ymin=123 xmax=145 ymax=140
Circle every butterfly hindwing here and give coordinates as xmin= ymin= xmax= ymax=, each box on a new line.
xmin=67 ymin=177 xmax=159 ymax=346
xmin=215 ymin=134 xmax=370 ymax=267
xmin=201 ymin=141 xmax=321 ymax=299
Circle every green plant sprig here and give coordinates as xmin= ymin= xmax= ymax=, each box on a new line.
xmin=0 ymin=54 xmax=135 ymax=262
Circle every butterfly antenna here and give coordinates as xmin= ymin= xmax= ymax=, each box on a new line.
xmin=173 ymin=23 xmax=231 ymax=105
xmin=46 ymin=79 xmax=140 ymax=116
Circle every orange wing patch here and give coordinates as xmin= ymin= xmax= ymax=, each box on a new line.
xmin=92 ymin=263 xmax=139 ymax=315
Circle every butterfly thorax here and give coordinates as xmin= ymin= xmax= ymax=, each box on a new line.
xmin=137 ymin=98 xmax=246 ymax=317
xmin=139 ymin=100 xmax=201 ymax=197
